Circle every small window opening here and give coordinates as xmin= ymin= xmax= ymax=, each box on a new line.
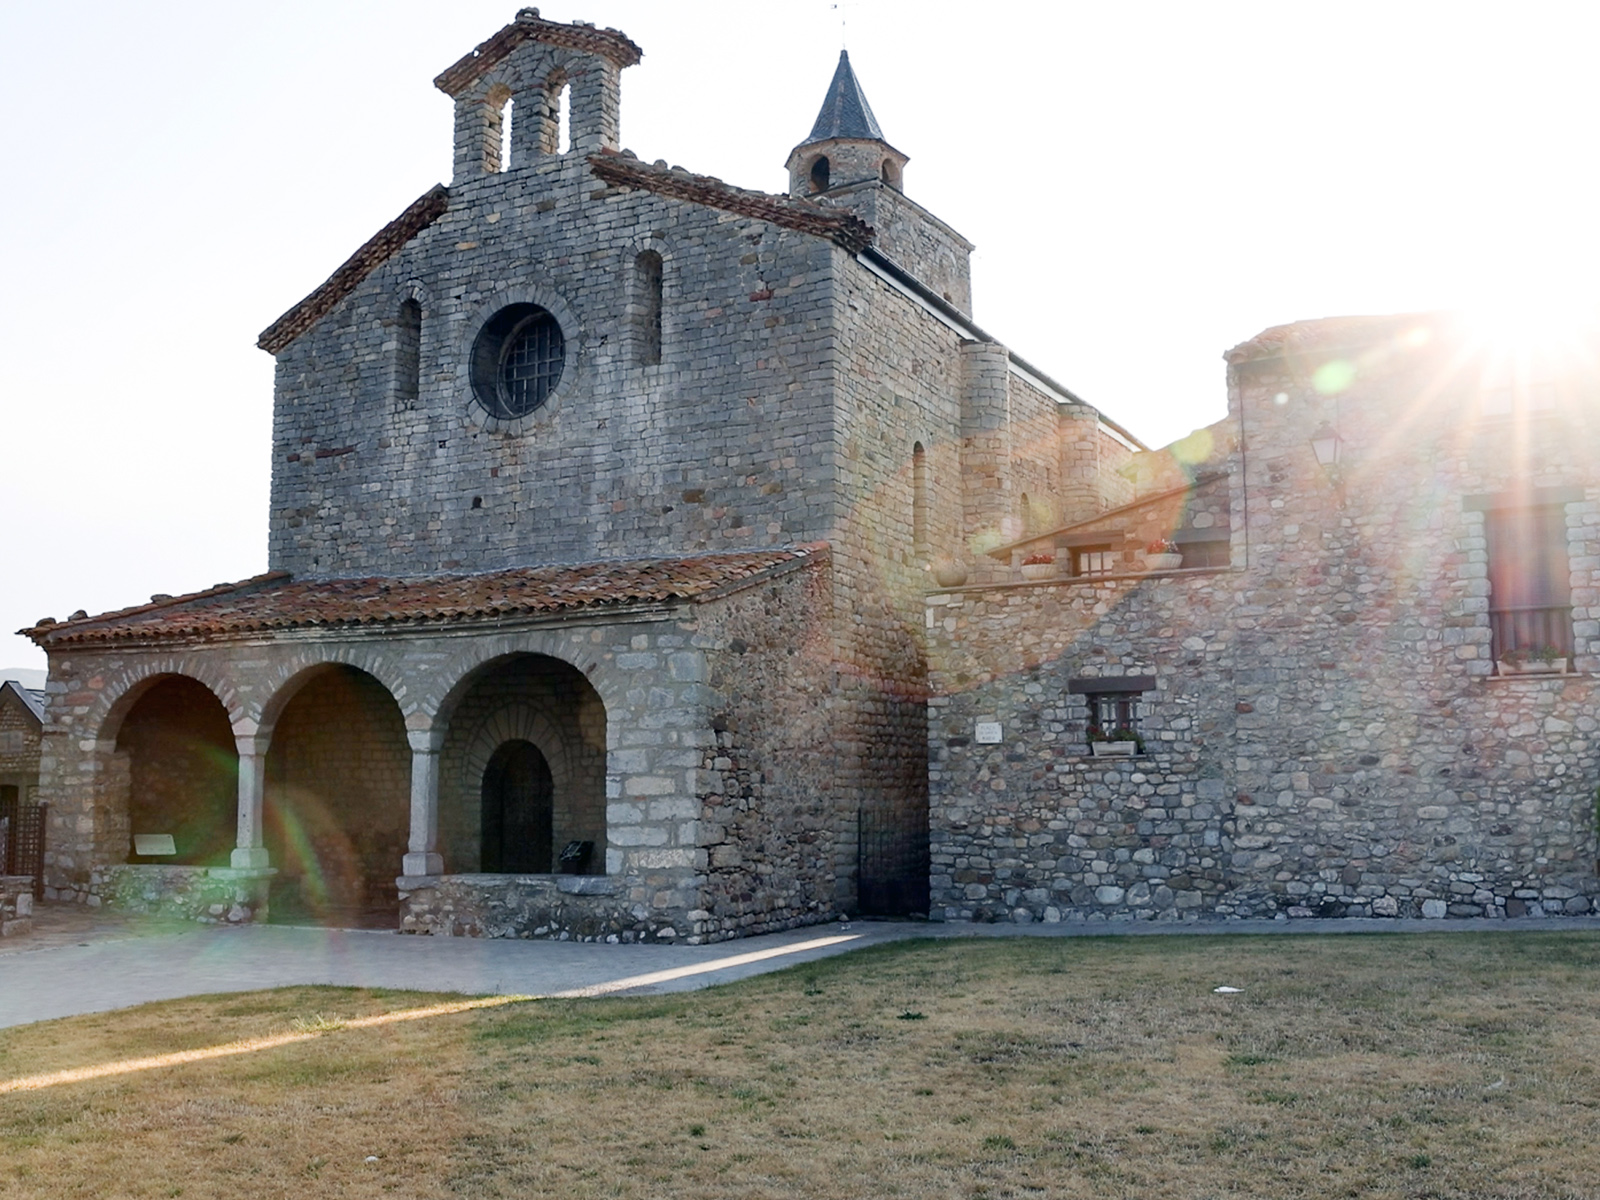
xmin=912 ymin=442 xmax=929 ymax=561
xmin=1072 ymin=545 xmax=1117 ymax=577
xmin=1087 ymin=693 xmax=1144 ymax=752
xmin=809 ymin=156 xmax=830 ymax=193
xmin=881 ymin=159 xmax=899 ymax=186
xmin=634 ymin=250 xmax=663 ymax=366
xmin=471 ymin=496 xmax=483 ymax=509
xmin=500 ymin=98 xmax=515 ymax=170
xmin=395 ymin=298 xmax=421 ymax=407
xmin=557 ymin=83 xmax=570 ymax=153
xmin=1020 ymin=492 xmax=1032 ymax=537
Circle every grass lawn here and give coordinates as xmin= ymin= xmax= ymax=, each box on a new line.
xmin=3 ymin=932 xmax=1600 ymax=1198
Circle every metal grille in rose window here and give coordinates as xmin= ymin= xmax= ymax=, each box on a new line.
xmin=501 ymin=316 xmax=564 ymax=416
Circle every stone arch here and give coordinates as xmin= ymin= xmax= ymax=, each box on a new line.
xmin=261 ymin=662 xmax=411 ymax=922
xmin=90 ymin=658 xmax=244 ymax=748
xmin=424 ymin=629 xmax=625 ymax=733
xmin=255 ymin=649 xmax=412 ymax=744
xmin=433 ymin=645 xmax=609 ymax=875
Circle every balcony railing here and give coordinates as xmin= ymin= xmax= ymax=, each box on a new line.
xmin=1490 ymin=605 xmax=1573 ymax=660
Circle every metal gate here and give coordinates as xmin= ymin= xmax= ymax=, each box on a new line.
xmin=0 ymin=797 xmax=47 ymax=900
xmin=857 ymin=803 xmax=929 ymax=917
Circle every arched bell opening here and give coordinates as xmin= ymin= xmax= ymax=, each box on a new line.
xmin=113 ymin=675 xmax=237 ymax=867
xmin=439 ymin=653 xmax=607 ymax=875
xmin=262 ymin=664 xmax=409 ymax=924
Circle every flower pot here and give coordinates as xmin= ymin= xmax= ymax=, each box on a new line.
xmin=1497 ymin=658 xmax=1568 ymax=676
xmin=1090 ymin=740 xmax=1138 ymax=757
xmin=1019 ymin=563 xmax=1056 ymax=581
xmin=1142 ymin=552 xmax=1183 ymax=571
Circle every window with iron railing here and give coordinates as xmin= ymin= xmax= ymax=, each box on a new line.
xmin=1485 ymin=503 xmax=1572 ymax=660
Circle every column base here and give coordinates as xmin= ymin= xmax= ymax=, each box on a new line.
xmin=403 ymin=852 xmax=444 ymax=877
xmin=231 ymin=846 xmax=271 ymax=870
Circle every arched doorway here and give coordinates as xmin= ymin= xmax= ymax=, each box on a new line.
xmin=480 ymin=739 xmax=554 ymax=873
xmin=263 ymin=665 xmax=409 ymax=925
xmin=115 ymin=676 xmax=237 ymax=866
xmin=439 ymin=653 xmax=606 ymax=874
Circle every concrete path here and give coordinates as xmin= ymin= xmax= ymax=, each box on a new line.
xmin=3 ymin=904 xmax=1599 ymax=1030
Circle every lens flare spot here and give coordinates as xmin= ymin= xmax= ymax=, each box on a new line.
xmin=1313 ymin=359 xmax=1356 ymax=395
xmin=1169 ymin=428 xmax=1214 ymax=465
xmin=1273 ymin=392 xmax=1289 ymax=406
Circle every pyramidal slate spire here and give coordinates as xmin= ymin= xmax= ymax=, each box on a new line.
xmin=806 ymin=50 xmax=885 ymax=143
xmin=786 ymin=50 xmax=908 ymax=197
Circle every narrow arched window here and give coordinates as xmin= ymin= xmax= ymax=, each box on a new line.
xmin=394 ymin=298 xmax=421 ymax=407
xmin=541 ymin=72 xmax=569 ymax=155
xmin=634 ymin=250 xmax=663 ymax=366
xmin=556 ymin=82 xmax=571 ymax=153
xmin=1020 ymin=492 xmax=1032 ymax=537
xmin=810 ymin=156 xmax=830 ymax=193
xmin=912 ymin=441 xmax=929 ymax=561
xmin=500 ymin=98 xmax=515 ymax=170
xmin=484 ymin=83 xmax=512 ymax=174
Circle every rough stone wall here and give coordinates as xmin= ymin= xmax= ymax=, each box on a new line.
xmin=0 ymin=689 xmax=41 ymax=803
xmin=928 ymin=319 xmax=1600 ymax=924
xmin=928 ymin=575 xmax=1235 ymax=922
xmin=265 ymin=666 xmax=410 ymax=908
xmin=696 ymin=556 xmax=840 ymax=934
xmin=89 ymin=864 xmax=271 ymax=924
xmin=267 ymin=153 xmax=839 ymax=578
xmin=824 ymin=181 xmax=973 ymax=314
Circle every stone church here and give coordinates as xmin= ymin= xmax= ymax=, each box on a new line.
xmin=24 ymin=11 xmax=1600 ymax=936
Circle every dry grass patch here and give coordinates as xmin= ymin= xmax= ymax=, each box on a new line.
xmin=4 ymin=933 xmax=1600 ymax=1198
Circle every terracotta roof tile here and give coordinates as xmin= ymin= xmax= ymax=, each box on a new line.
xmin=589 ymin=152 xmax=875 ymax=254
xmin=434 ymin=13 xmax=643 ymax=97
xmin=23 ymin=546 xmax=827 ymax=647
xmin=258 ymin=185 xmax=450 ymax=355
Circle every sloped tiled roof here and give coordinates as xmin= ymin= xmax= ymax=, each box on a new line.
xmin=804 ymin=50 xmax=886 ymax=144
xmin=0 ymin=680 xmax=43 ymax=724
xmin=22 ymin=547 xmax=828 ymax=648
xmin=258 ymin=185 xmax=450 ymax=355
xmin=589 ymin=151 xmax=874 ymax=252
xmin=434 ymin=12 xmax=643 ymax=97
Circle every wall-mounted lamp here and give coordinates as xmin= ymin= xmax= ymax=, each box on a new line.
xmin=1309 ymin=422 xmax=1344 ymax=474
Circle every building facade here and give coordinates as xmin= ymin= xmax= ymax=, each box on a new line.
xmin=25 ymin=14 xmax=1598 ymax=938
xmin=24 ymin=11 xmax=1135 ymax=940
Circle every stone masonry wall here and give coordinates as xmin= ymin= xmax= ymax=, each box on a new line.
xmin=928 ymin=319 xmax=1600 ymax=924
xmin=0 ymin=688 xmax=41 ymax=804
xmin=928 ymin=574 xmax=1235 ymax=922
xmin=696 ymin=555 xmax=841 ymax=936
xmin=268 ymin=152 xmax=840 ymax=578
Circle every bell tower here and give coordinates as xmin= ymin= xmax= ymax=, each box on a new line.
xmin=785 ymin=51 xmax=908 ymax=197
xmin=786 ymin=50 xmax=974 ymax=315
xmin=435 ymin=7 xmax=643 ymax=184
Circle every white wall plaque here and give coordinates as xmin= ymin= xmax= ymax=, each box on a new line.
xmin=133 ymin=834 xmax=177 ymax=856
xmin=974 ymin=721 xmax=1003 ymax=744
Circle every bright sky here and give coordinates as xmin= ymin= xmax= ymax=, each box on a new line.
xmin=3 ymin=0 xmax=1598 ymax=674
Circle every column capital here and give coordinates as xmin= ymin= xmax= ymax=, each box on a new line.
xmin=407 ymin=728 xmax=446 ymax=754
